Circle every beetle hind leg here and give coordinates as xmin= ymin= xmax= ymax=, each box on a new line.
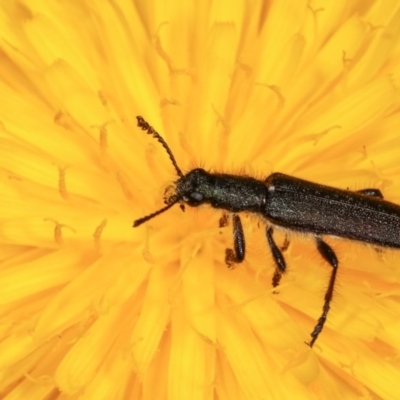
xmin=356 ymin=188 xmax=383 ymax=199
xmin=306 ymin=237 xmax=339 ymax=347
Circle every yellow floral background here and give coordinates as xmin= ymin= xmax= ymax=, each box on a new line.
xmin=1 ymin=1 xmax=400 ymax=399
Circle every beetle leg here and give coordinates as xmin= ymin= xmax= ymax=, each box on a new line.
xmin=225 ymin=214 xmax=245 ymax=268
xmin=306 ymin=237 xmax=339 ymax=347
xmin=356 ymin=188 xmax=383 ymax=199
xmin=280 ymin=234 xmax=290 ymax=252
xmin=219 ymin=213 xmax=229 ymax=228
xmin=266 ymin=227 xmax=287 ymax=288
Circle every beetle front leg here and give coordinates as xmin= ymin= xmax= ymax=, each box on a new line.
xmin=219 ymin=213 xmax=229 ymax=228
xmin=225 ymin=214 xmax=245 ymax=268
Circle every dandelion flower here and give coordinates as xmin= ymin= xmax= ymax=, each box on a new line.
xmin=0 ymin=1 xmax=400 ymax=399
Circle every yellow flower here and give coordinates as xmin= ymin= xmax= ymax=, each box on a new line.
xmin=1 ymin=1 xmax=400 ymax=399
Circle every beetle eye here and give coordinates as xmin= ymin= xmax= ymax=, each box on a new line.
xmin=183 ymin=191 xmax=204 ymax=206
xmin=191 ymin=192 xmax=203 ymax=202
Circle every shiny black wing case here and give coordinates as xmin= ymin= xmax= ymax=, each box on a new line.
xmin=264 ymin=173 xmax=400 ymax=248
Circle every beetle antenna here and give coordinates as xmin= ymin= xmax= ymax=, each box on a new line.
xmin=136 ymin=116 xmax=183 ymax=178
xmin=133 ymin=197 xmax=179 ymax=227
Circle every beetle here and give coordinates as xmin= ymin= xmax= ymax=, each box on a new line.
xmin=133 ymin=116 xmax=400 ymax=347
